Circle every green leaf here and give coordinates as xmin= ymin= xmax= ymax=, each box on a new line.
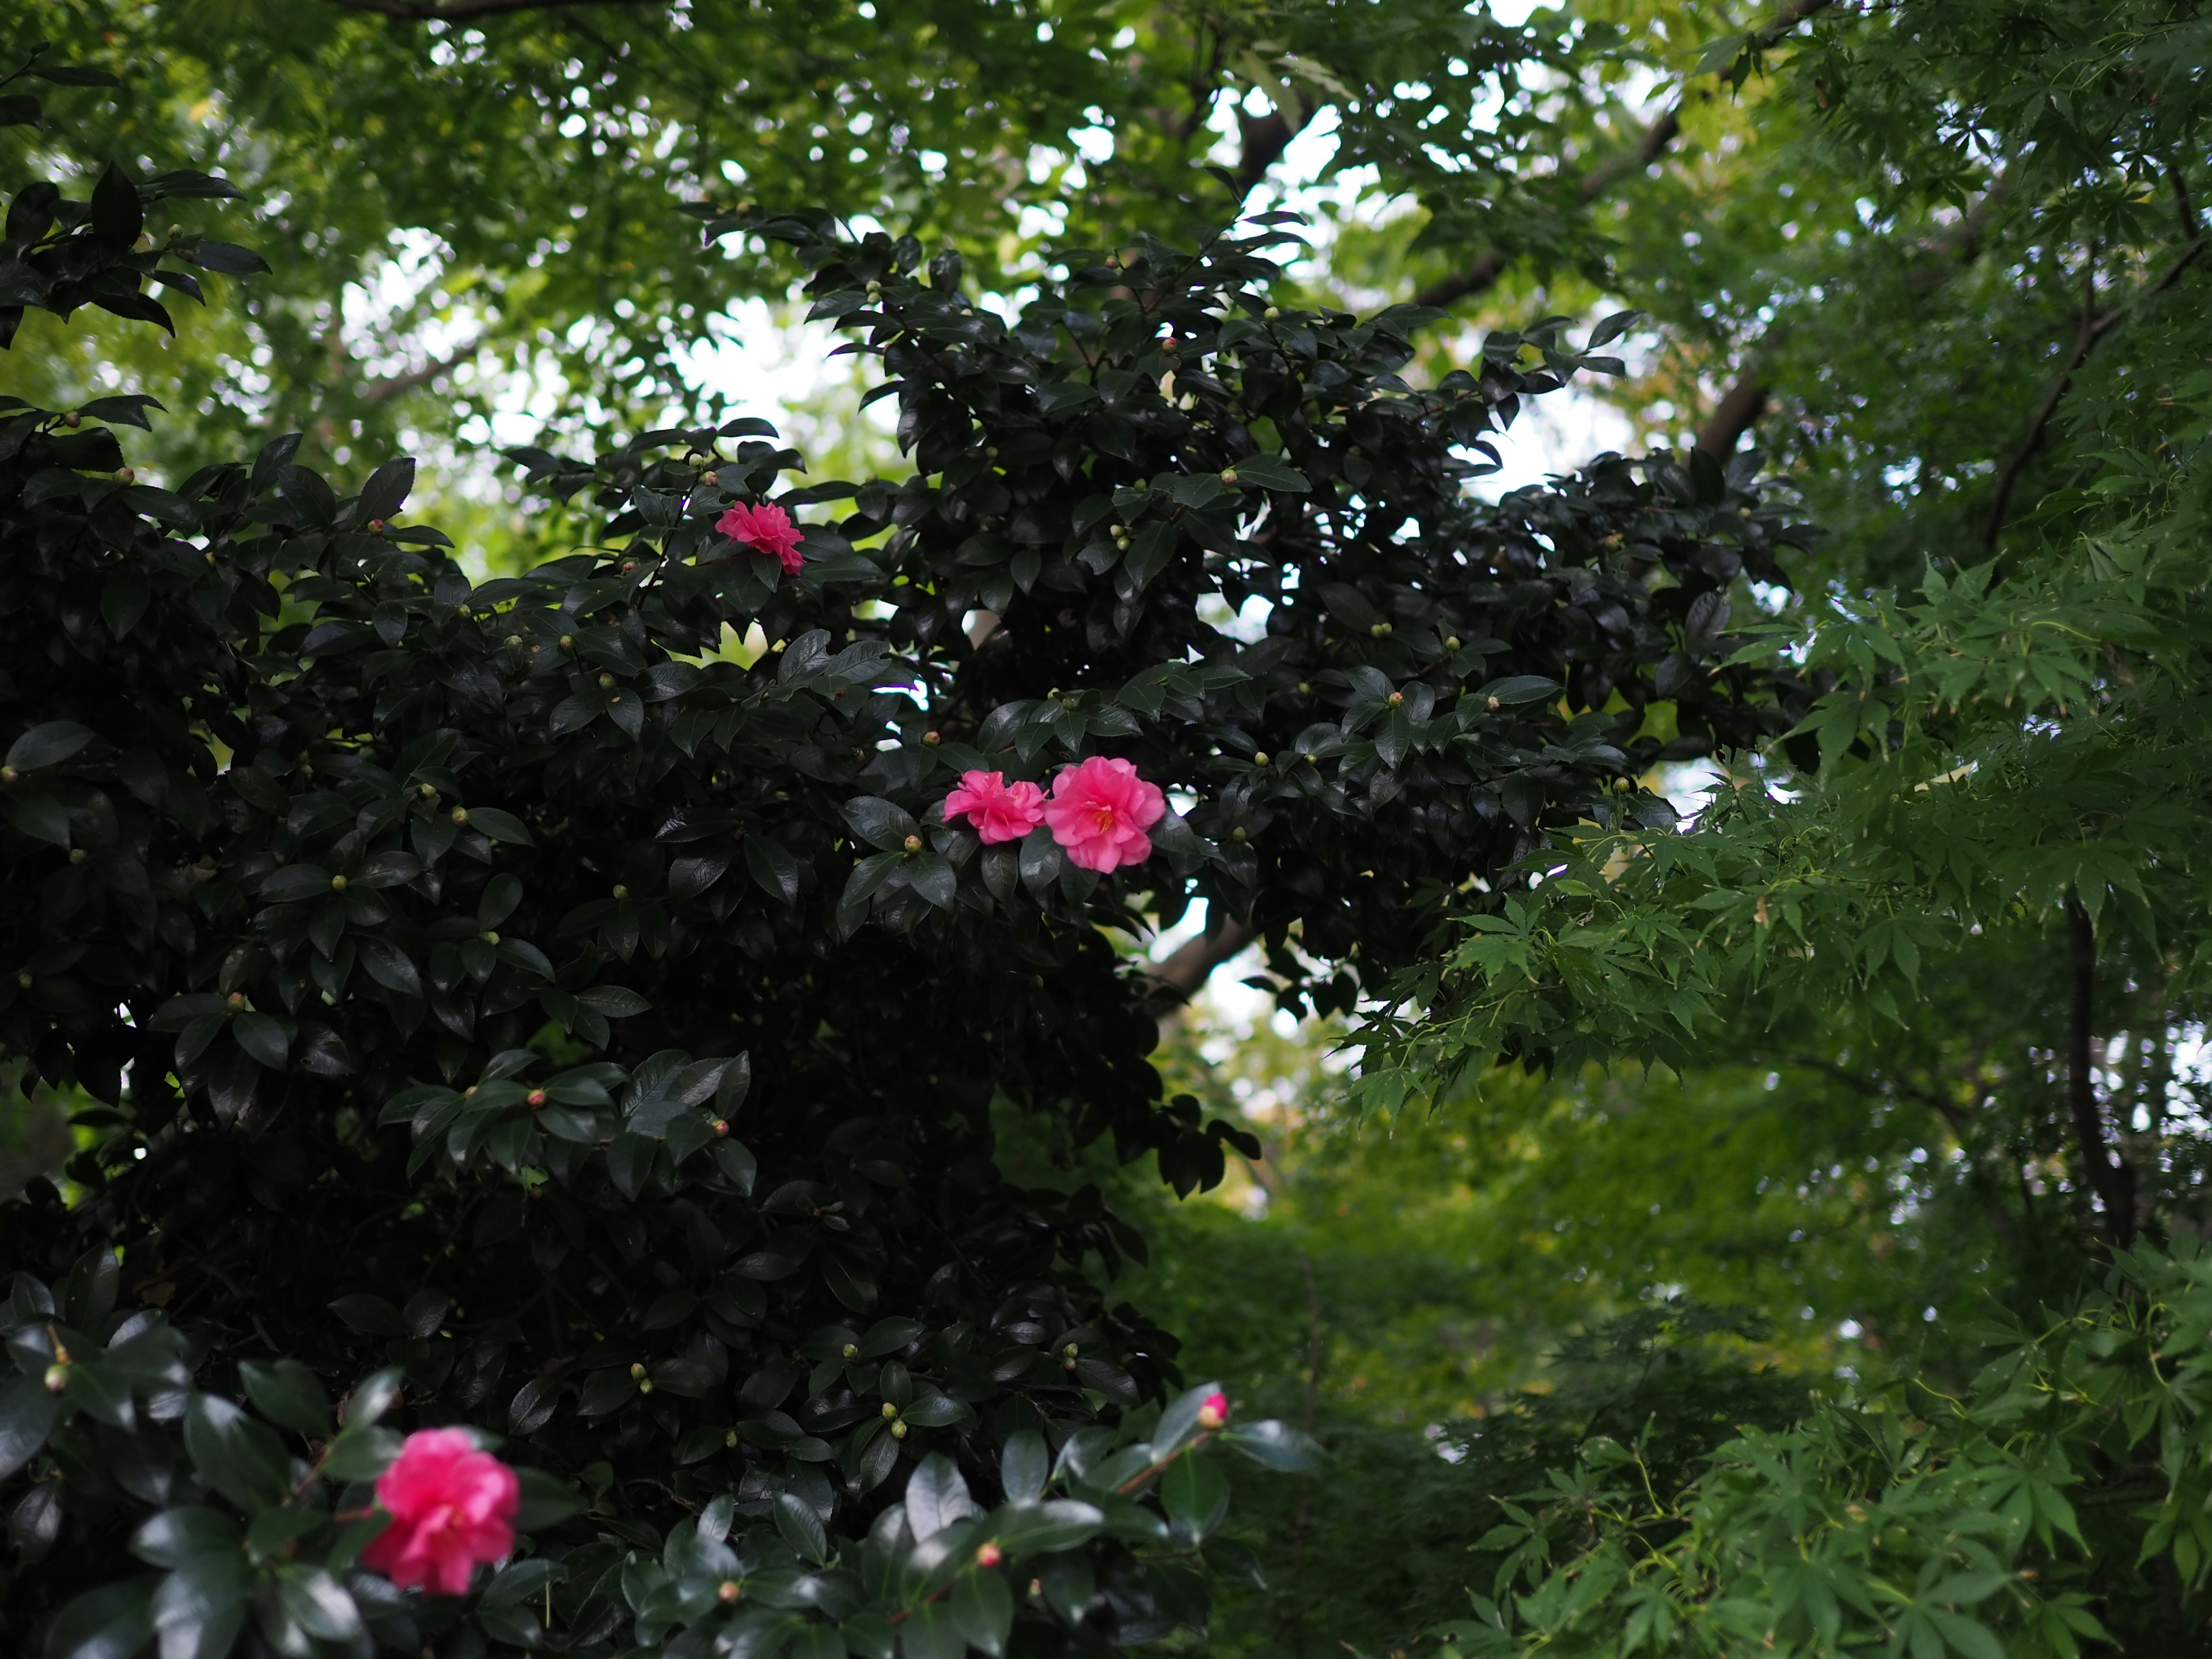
xmin=513 ymin=1466 xmax=587 ymax=1530
xmin=131 ymin=1507 xmax=240 ymax=1569
xmin=1221 ymin=1420 xmax=1324 ymax=1473
xmin=1158 ymin=1451 xmax=1229 ymax=1544
xmin=181 ymin=1393 xmax=290 ymax=1510
xmin=238 ymin=1359 xmax=331 ymax=1438
xmin=952 ymin=1565 xmax=1014 ymax=1656
xmin=231 ymin=1012 xmax=289 ymax=1070
xmin=1226 ymin=452 xmax=1309 ymax=491
xmin=0 ymin=1376 xmax=62 ymax=1482
xmin=464 ymin=806 xmax=533 ymax=844
xmin=774 ymin=1491 xmax=829 ymax=1565
xmin=328 ymin=1293 xmax=408 ymax=1337
xmin=6 ymin=719 xmax=94 ymax=771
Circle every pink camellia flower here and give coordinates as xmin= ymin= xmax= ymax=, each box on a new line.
xmin=1198 ymin=1391 xmax=1229 ymax=1431
xmin=1043 ymin=756 xmax=1166 ymax=873
xmin=942 ymin=770 xmax=1047 ymax=844
xmin=716 ymin=501 xmax=805 ymax=574
xmin=359 ymin=1428 xmax=520 ymax=1596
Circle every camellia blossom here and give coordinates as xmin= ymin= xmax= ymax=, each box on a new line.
xmin=1198 ymin=1391 xmax=1230 ymax=1430
xmin=359 ymin=1428 xmax=520 ymax=1596
xmin=716 ymin=501 xmax=805 ymax=574
xmin=1043 ymin=756 xmax=1165 ymax=873
xmin=942 ymin=770 xmax=1046 ymax=843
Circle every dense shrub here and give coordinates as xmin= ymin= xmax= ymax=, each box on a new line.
xmin=0 ymin=50 xmax=1785 ymax=1657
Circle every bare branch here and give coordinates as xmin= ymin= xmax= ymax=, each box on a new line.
xmin=323 ymin=0 xmax=663 ymax=21
xmin=2066 ymin=896 xmax=2137 ymax=1248
xmin=1412 ymin=0 xmax=1834 ymax=312
xmin=1695 ymin=368 xmax=1768 ymax=457
xmin=1984 ymin=236 xmax=2205 ymax=548
xmin=361 ymin=336 xmax=485 ymax=404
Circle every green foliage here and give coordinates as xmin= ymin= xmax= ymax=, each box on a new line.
xmin=0 ymin=40 xmax=1783 ymax=1651
xmin=1433 ymin=1243 xmax=2212 ymax=1657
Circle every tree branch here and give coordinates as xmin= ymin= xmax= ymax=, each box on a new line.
xmin=1412 ymin=0 xmax=1834 ymax=312
xmin=361 ymin=336 xmax=484 ymax=404
xmin=1695 ymin=367 xmax=1768 ymax=458
xmin=1984 ymin=236 xmax=2205 ymax=548
xmin=2066 ymin=896 xmax=2136 ymax=1248
xmin=323 ymin=0 xmax=662 ymax=20
xmin=1145 ymin=917 xmax=1256 ymax=1005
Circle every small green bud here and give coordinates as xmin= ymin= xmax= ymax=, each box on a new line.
xmin=328 ymin=873 xmax=347 ymax=891
xmin=612 ymin=884 xmax=629 ymax=900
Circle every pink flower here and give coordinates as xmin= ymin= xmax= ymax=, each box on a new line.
xmin=359 ymin=1428 xmax=519 ymax=1596
xmin=942 ymin=770 xmax=1047 ymax=844
xmin=1043 ymin=756 xmax=1165 ymax=873
xmin=1198 ymin=1391 xmax=1229 ymax=1430
xmin=717 ymin=501 xmax=805 ymax=574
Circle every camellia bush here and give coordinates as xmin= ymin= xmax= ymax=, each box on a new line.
xmin=0 ymin=42 xmax=1793 ymax=1659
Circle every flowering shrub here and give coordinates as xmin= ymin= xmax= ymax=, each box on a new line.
xmin=0 ymin=57 xmax=1794 ymax=1658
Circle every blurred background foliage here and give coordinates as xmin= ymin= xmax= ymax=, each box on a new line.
xmin=8 ymin=0 xmax=2212 ymax=1650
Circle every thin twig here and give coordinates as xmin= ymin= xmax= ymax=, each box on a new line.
xmin=1413 ymin=0 xmax=1836 ymax=310
xmin=1984 ymin=236 xmax=2206 ymax=548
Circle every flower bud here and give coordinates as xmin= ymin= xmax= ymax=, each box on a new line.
xmin=113 ymin=467 xmax=135 ymax=484
xmin=630 ymin=1363 xmax=646 ymax=1380
xmin=975 ymin=1541 xmax=1003 ymax=1569
xmin=1487 ymin=696 xmax=1501 ymax=711
xmin=719 ymin=1580 xmax=743 ymax=1603
xmin=881 ymin=1401 xmax=901 ymax=1421
xmin=1219 ymin=468 xmax=1238 ymax=486
xmin=1063 ymin=1343 xmax=1078 ymax=1360
xmin=1197 ymin=1391 xmax=1229 ymax=1430
xmin=1252 ymin=752 xmax=1268 ymax=767
xmin=726 ymin=1429 xmax=740 ymax=1448
xmin=1388 ymin=691 xmax=1404 ymax=706
xmin=226 ymin=992 xmax=246 ymax=1011
xmin=1370 ymin=622 xmax=1392 ymax=638
xmin=367 ymin=518 xmax=386 ymax=535
xmin=612 ymin=884 xmax=629 ymax=900
xmin=329 ymin=874 xmax=347 ymax=891
xmin=44 ymin=1364 xmax=67 ymax=1393
xmin=16 ymin=971 xmax=32 ymax=989
xmin=0 ymin=767 xmax=16 ymax=783
xmin=903 ymin=834 xmax=922 ymax=854
xmin=714 ymin=1118 xmax=733 ymax=1139
xmin=1230 ymin=827 xmax=1248 ymax=842
xmin=701 ymin=470 xmax=719 ymax=487
xmin=598 ymin=673 xmax=615 ymax=690
xmin=527 ymin=1089 xmax=547 ymax=1108
xmin=559 ymin=634 xmax=575 ymax=651
xmin=1445 ymin=636 xmax=1462 ymax=651
xmin=639 ymin=1380 xmax=654 ymax=1393
xmin=69 ymin=847 xmax=88 ymax=864
xmin=451 ymin=807 xmax=469 ymax=825
xmin=622 ymin=560 xmax=637 ymax=574
xmin=923 ymin=730 xmax=940 ymax=745
xmin=480 ymin=930 xmax=499 ymax=945
xmin=891 ymin=1421 xmax=908 ymax=1439
xmin=1263 ymin=306 xmax=1279 ymax=320
xmin=418 ymin=782 xmax=437 ymax=798
xmin=63 ymin=410 xmax=81 ymax=427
